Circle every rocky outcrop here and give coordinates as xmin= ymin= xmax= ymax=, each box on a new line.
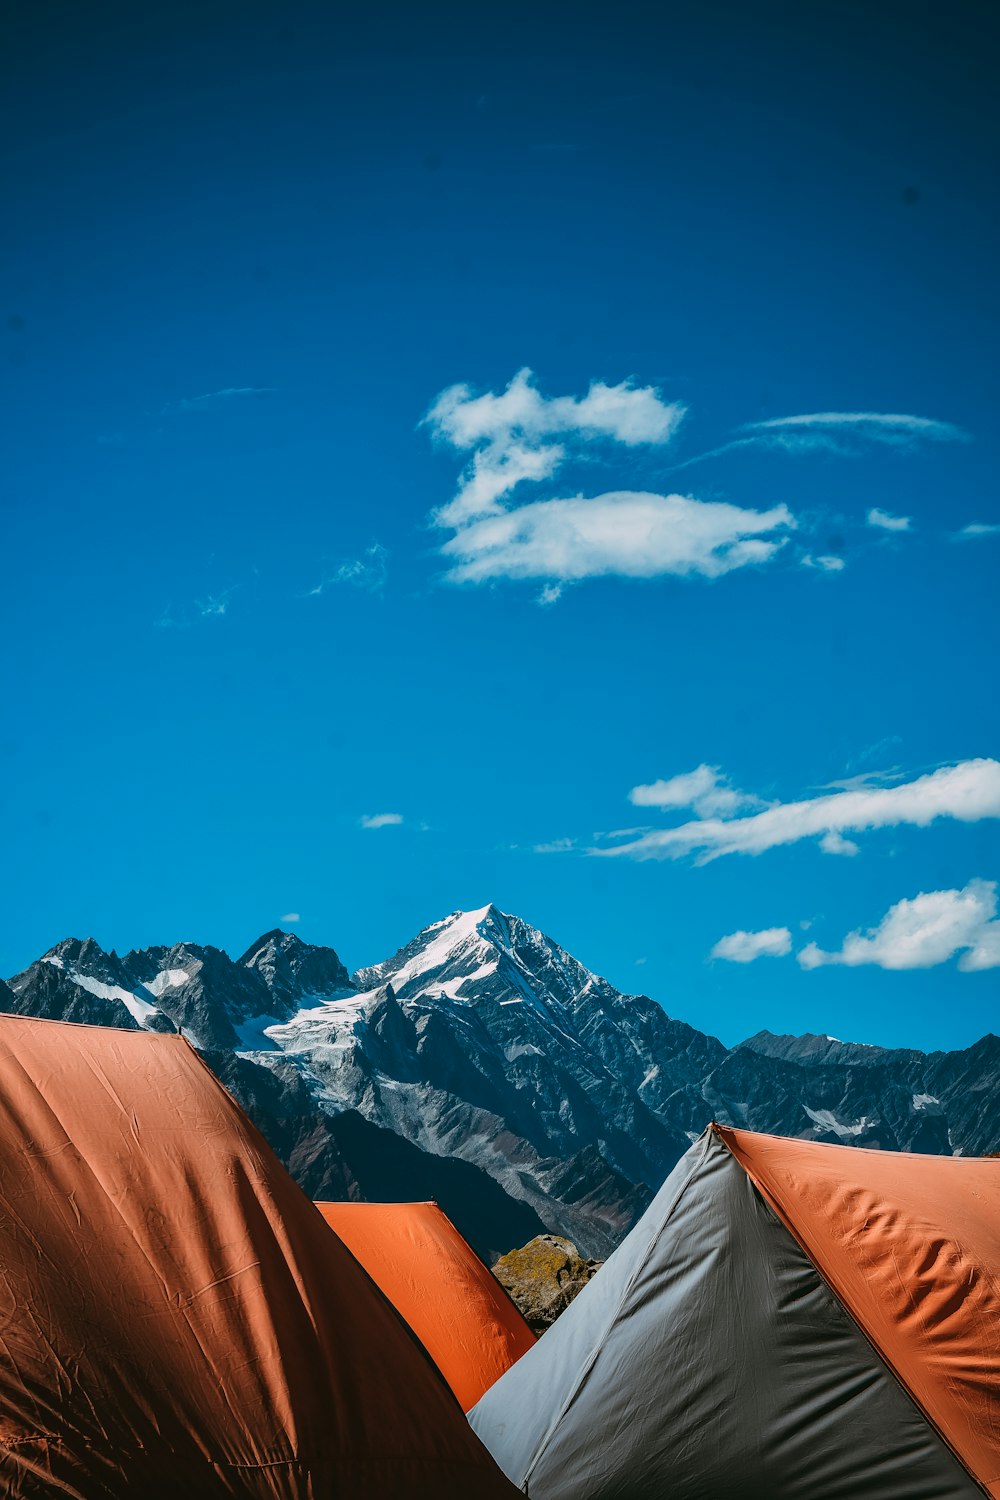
xmin=491 ymin=1235 xmax=603 ymax=1334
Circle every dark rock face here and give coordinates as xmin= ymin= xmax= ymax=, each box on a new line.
xmin=123 ymin=942 xmax=280 ymax=1050
xmin=207 ymin=1048 xmax=544 ymax=1260
xmin=7 ymin=939 xmax=172 ymax=1031
xmin=5 ymin=908 xmax=1000 ymax=1261
xmin=239 ymin=930 xmax=353 ymax=1011
xmin=715 ymin=1028 xmax=994 ymax=1156
xmin=491 ymin=1235 xmax=603 ymax=1334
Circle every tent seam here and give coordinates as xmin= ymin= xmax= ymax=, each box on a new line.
xmin=717 ymin=1127 xmax=993 ymax=1500
xmin=520 ymin=1127 xmax=715 ymax=1494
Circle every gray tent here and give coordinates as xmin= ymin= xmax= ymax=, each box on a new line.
xmin=470 ymin=1123 xmax=1000 ymax=1499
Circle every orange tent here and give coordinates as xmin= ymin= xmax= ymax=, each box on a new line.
xmin=316 ymin=1200 xmax=535 ymax=1409
xmin=0 ymin=1015 xmax=518 ymax=1499
xmin=472 ymin=1123 xmax=1000 ymax=1499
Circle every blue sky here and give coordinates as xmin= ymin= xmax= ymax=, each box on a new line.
xmin=2 ymin=0 xmax=998 ymax=1050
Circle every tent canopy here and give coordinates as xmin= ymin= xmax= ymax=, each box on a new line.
xmin=0 ymin=1015 xmax=517 ymax=1499
xmin=471 ymin=1124 xmax=1000 ymax=1499
xmin=316 ymin=1200 xmax=535 ymax=1410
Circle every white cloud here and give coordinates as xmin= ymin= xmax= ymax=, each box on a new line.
xmin=629 ymin=764 xmax=760 ymax=818
xmin=820 ymin=830 xmax=860 ymax=857
xmin=799 ymin=879 xmax=1000 ymax=972
xmin=440 ymin=490 xmax=795 ymax=585
xmin=425 ymin=368 xmax=686 ymax=527
xmin=423 ymin=371 xmax=819 ymax=595
xmin=359 ymin=812 xmax=404 ymax=829
xmin=711 ymin=927 xmax=792 ymax=963
xmin=954 ymin=522 xmax=1000 ymax=540
xmin=802 ymin=553 xmax=846 ymax=572
xmin=678 ymin=411 xmax=969 ymax=468
xmin=444 ymin=441 xmax=564 ymax=526
xmin=280 ymin=912 xmax=301 ymax=923
xmin=600 ymin=758 xmax=1000 ymax=863
xmin=867 ymin=506 xmax=912 ymax=532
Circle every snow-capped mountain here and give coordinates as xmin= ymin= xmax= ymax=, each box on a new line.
xmin=252 ymin=905 xmax=694 ymax=1252
xmin=5 ymin=904 xmax=1000 ymax=1258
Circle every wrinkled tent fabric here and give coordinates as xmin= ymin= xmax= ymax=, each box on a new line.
xmin=0 ymin=1015 xmax=519 ymax=1499
xmin=471 ymin=1124 xmax=998 ymax=1500
xmin=316 ymin=1201 xmax=535 ymax=1410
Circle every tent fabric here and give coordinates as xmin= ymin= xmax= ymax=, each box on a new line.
xmin=720 ymin=1124 xmax=1000 ymax=1497
xmin=0 ymin=1015 xmax=518 ymax=1499
xmin=470 ymin=1125 xmax=991 ymax=1499
xmin=315 ymin=1201 xmax=535 ymax=1410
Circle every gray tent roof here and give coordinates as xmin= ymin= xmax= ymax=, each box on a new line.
xmin=470 ymin=1126 xmax=984 ymax=1499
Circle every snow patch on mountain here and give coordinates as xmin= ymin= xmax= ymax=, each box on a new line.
xmin=803 ymin=1106 xmax=873 ymax=1139
xmin=143 ymin=968 xmax=192 ymax=997
xmin=42 ymin=955 xmax=161 ymax=1027
xmin=392 ymin=906 xmax=495 ymax=986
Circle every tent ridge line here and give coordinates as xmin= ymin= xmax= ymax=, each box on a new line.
xmin=716 ymin=1127 xmax=993 ymax=1500
xmin=520 ymin=1127 xmax=717 ymax=1493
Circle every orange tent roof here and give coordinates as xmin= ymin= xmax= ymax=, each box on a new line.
xmin=0 ymin=1015 xmax=518 ymax=1498
xmin=718 ymin=1124 xmax=1000 ymax=1497
xmin=316 ymin=1201 xmax=535 ymax=1410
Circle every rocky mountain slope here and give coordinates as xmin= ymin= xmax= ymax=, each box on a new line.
xmin=5 ymin=904 xmax=1000 ymax=1257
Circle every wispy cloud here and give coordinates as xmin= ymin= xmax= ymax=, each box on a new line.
xmin=800 ymin=879 xmax=1000 ymax=972
xmin=280 ymin=912 xmax=301 ymax=923
xmin=306 ymin=543 xmax=388 ymax=597
xmin=161 ymin=386 xmax=276 ymax=416
xmin=359 ymin=812 xmax=404 ymax=829
xmin=439 ymin=490 xmax=795 ymax=586
xmin=711 ymin=927 xmax=792 ymax=963
xmin=155 ymin=584 xmax=241 ymax=628
xmin=425 ymin=368 xmax=686 ymax=528
xmin=676 ymin=411 xmax=969 ymax=468
xmin=597 ymin=758 xmax=1000 ymax=863
xmin=742 ymin=411 xmax=966 ymax=448
xmin=844 ymin=735 xmax=902 ymax=776
xmin=802 ymin=553 xmax=846 ymax=572
xmin=954 ymin=522 xmax=1000 ymax=541
xmin=196 ymin=590 xmax=233 ymax=618
xmin=866 ymin=506 xmax=912 ymax=532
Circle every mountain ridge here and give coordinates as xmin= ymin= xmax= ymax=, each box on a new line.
xmin=5 ymin=904 xmax=1000 ymax=1257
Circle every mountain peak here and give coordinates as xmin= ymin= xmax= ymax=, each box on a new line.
xmin=43 ymin=936 xmax=110 ymax=966
xmin=241 ymin=928 xmax=352 ymax=1007
xmin=238 ymin=929 xmax=305 ymax=966
xmin=353 ymin=905 xmax=504 ymax=998
xmin=25 ymin=936 xmax=136 ymax=993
